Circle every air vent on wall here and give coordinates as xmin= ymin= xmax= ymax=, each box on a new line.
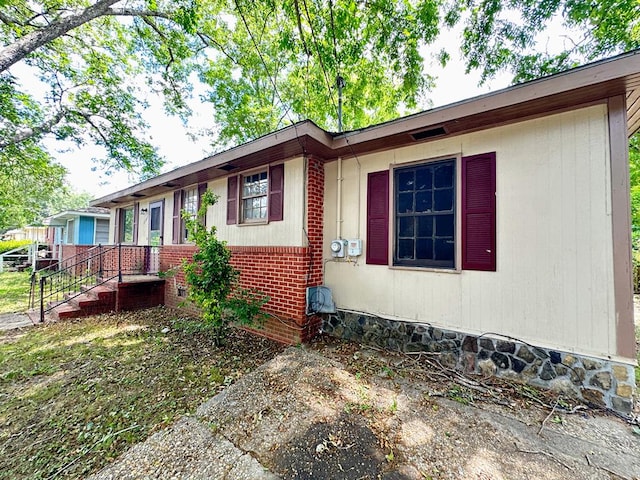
xmin=218 ymin=164 xmax=237 ymax=171
xmin=411 ymin=126 xmax=447 ymax=140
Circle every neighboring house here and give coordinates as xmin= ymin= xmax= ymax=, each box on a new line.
xmin=1 ymin=226 xmax=47 ymax=242
xmin=91 ymin=51 xmax=640 ymax=413
xmin=44 ymin=208 xmax=110 ymax=258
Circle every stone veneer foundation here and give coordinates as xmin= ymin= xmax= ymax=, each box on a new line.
xmin=323 ymin=310 xmax=637 ymax=414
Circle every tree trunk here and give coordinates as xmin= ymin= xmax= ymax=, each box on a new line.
xmin=0 ymin=0 xmax=121 ymax=73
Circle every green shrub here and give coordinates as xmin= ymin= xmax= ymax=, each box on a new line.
xmin=633 ymin=228 xmax=640 ymax=294
xmin=0 ymin=239 xmax=32 ymax=255
xmin=181 ymin=191 xmax=268 ymax=345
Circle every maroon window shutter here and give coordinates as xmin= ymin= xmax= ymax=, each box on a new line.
xmin=198 ymin=182 xmax=207 ymax=226
xmin=227 ymin=175 xmax=238 ymax=225
xmin=366 ymin=170 xmax=389 ymax=265
xmin=462 ymin=152 xmax=496 ymax=271
xmin=172 ymin=190 xmax=181 ymax=244
xmin=114 ymin=208 xmax=121 ymax=243
xmin=132 ymin=202 xmax=139 ymax=244
xmin=268 ymin=163 xmax=284 ymax=222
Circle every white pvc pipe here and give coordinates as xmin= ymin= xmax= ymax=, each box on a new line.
xmin=336 ymin=156 xmax=343 ymax=239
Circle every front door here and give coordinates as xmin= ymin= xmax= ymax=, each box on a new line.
xmin=149 ymin=201 xmax=164 ymax=246
xmin=148 ymin=201 xmax=164 ymax=273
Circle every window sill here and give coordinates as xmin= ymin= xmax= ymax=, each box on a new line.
xmin=237 ymin=220 xmax=269 ymax=226
xmin=388 ymin=265 xmax=461 ymax=274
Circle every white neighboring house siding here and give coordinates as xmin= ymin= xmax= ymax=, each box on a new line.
xmin=323 ymin=105 xmax=619 ymax=361
xmin=95 ymin=218 xmax=109 ymax=244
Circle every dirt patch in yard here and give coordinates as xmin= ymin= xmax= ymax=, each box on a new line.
xmin=3 ymin=307 xmax=638 ymax=480
xmin=95 ymin=342 xmax=640 ymax=480
xmin=272 ymin=413 xmax=386 ymax=479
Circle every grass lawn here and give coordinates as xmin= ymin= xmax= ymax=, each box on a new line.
xmin=636 ymin=323 xmax=640 ymax=385
xmin=0 ymin=308 xmax=284 ymax=479
xmin=0 ymin=271 xmax=31 ymax=314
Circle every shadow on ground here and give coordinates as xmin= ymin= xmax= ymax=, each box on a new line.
xmin=90 ymin=347 xmax=640 ymax=480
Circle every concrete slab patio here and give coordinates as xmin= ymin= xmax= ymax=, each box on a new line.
xmin=89 ymin=347 xmax=640 ymax=480
xmin=0 ymin=312 xmax=34 ymax=331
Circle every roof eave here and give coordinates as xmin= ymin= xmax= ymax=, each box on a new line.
xmin=91 ymin=121 xmax=333 ymax=207
xmin=333 ymin=50 xmax=640 ymax=151
xmin=91 ymin=50 xmax=640 ymax=207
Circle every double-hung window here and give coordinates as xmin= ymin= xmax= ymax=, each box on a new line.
xmin=172 ymin=183 xmax=207 ymax=244
xmin=241 ymin=171 xmax=268 ymax=222
xmin=226 ymin=164 xmax=284 ymax=225
xmin=367 ymin=152 xmax=496 ymax=272
xmin=395 ymin=159 xmax=456 ymax=268
xmin=182 ymin=187 xmax=198 ymax=241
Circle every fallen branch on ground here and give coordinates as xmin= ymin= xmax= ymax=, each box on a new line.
xmin=514 ymin=442 xmax=573 ymax=471
xmin=584 ymin=454 xmax=631 ymax=480
xmin=538 ymin=397 xmax=560 ymax=436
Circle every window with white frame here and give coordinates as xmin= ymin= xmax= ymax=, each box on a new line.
xmin=182 ymin=187 xmax=198 ymax=241
xmin=241 ymin=171 xmax=268 ymax=222
xmin=67 ymin=219 xmax=75 ymax=244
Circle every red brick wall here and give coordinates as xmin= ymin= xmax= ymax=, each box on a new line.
xmin=100 ymin=245 xmax=153 ymax=276
xmin=159 ymin=245 xmax=199 ymax=315
xmin=116 ymin=280 xmax=165 ymax=311
xmin=58 ymin=245 xmax=152 ymax=278
xmin=306 ymin=156 xmax=325 ymax=288
xmin=229 ymin=246 xmax=309 ymax=322
xmin=60 ymin=245 xmax=92 ymax=263
xmin=157 ymin=156 xmax=326 ymax=344
xmin=59 ymin=245 xmax=93 ymax=276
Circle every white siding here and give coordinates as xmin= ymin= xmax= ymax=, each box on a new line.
xmin=208 ymin=156 xmax=307 ymax=247
xmin=107 ymin=209 xmax=117 ymax=244
xmin=109 ymin=156 xmax=307 ymax=248
xmin=95 ymin=219 xmax=110 ymax=244
xmin=323 ymin=105 xmax=619 ymax=360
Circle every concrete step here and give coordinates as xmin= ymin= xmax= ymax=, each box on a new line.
xmin=32 ymin=276 xmax=161 ymax=322
xmin=39 ymin=285 xmax=118 ymax=321
xmin=68 ymin=293 xmax=99 ymax=309
xmin=81 ymin=284 xmax=117 ymax=301
xmin=26 ymin=308 xmax=57 ymax=324
xmin=26 ymin=309 xmax=45 ymax=324
xmin=51 ymin=303 xmax=83 ymax=320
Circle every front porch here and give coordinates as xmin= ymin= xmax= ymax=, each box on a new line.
xmin=28 ymin=245 xmax=165 ymax=323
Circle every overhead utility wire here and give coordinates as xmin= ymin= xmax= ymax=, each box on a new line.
xmin=300 ymin=0 xmax=338 ymax=116
xmin=233 ymin=0 xmax=305 ymax=151
xmin=327 ymin=0 xmax=362 ymax=239
xmin=328 ymin=0 xmax=340 ymax=78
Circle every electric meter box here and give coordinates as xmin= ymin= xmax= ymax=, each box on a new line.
xmin=330 ymin=239 xmax=348 ymax=258
xmin=347 ymin=239 xmax=362 ymax=257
